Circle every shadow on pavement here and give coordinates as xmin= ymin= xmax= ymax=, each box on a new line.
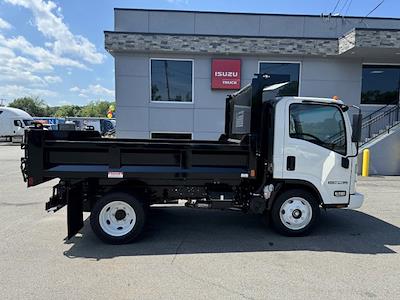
xmin=64 ymin=206 xmax=400 ymax=259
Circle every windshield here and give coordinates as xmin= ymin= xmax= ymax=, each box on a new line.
xmin=23 ymin=120 xmax=33 ymax=126
xmin=289 ymin=103 xmax=347 ymax=155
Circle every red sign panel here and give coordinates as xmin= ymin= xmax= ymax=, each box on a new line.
xmin=211 ymin=59 xmax=241 ymax=90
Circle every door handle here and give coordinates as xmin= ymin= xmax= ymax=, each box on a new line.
xmin=287 ymin=156 xmax=296 ymax=171
xmin=341 ymin=157 xmax=350 ymax=169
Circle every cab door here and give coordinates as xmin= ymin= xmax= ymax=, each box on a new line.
xmin=282 ymin=101 xmax=352 ymax=205
xmin=13 ymin=119 xmax=25 ymax=136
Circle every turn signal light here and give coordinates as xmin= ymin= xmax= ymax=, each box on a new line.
xmin=334 ymin=191 xmax=346 ymax=197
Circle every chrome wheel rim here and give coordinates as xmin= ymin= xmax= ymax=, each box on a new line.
xmin=279 ymin=197 xmax=312 ymax=230
xmin=99 ymin=201 xmax=136 ymax=237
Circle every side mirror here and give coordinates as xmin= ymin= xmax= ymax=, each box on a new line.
xmin=352 ymin=113 xmax=362 ymax=142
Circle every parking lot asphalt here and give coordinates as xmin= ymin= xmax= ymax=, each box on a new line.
xmin=0 ymin=143 xmax=399 ymax=299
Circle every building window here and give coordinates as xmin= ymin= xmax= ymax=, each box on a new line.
xmin=259 ymin=62 xmax=300 ymax=96
xmin=151 ymin=132 xmax=192 ymax=140
xmin=361 ymin=65 xmax=400 ymax=105
xmin=150 ymin=59 xmax=193 ymax=102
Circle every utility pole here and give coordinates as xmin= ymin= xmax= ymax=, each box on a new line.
xmin=164 ymin=60 xmax=171 ymax=100
xmin=0 ymin=98 xmax=7 ymax=107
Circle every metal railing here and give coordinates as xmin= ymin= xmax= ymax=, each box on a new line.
xmin=361 ymin=100 xmax=400 ymax=146
xmin=304 ymin=100 xmax=399 ymax=148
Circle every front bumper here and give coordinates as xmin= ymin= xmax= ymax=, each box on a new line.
xmin=347 ymin=192 xmax=364 ymax=209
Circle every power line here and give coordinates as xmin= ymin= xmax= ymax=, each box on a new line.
xmin=331 ymin=0 xmax=342 ymax=14
xmin=363 ymin=0 xmax=385 ymax=19
xmin=338 ymin=0 xmax=350 ymax=15
xmin=344 ymin=0 xmax=353 ymax=16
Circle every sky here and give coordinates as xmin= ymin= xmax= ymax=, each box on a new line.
xmin=0 ymin=0 xmax=399 ymax=106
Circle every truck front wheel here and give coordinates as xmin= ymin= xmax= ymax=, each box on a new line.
xmin=270 ymin=189 xmax=320 ymax=236
xmin=90 ymin=192 xmax=146 ymax=244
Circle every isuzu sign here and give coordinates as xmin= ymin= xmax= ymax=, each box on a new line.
xmin=211 ymin=59 xmax=241 ymax=90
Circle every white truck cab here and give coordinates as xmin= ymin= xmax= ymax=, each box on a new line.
xmin=0 ymin=107 xmax=34 ymax=140
xmin=273 ymin=95 xmax=363 ymax=211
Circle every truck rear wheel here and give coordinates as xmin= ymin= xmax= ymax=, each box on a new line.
xmin=90 ymin=192 xmax=146 ymax=244
xmin=270 ymin=189 xmax=320 ymax=236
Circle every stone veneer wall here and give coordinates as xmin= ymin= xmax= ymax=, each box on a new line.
xmin=105 ymin=32 xmax=338 ymax=56
xmin=338 ymin=30 xmax=356 ymax=54
xmin=105 ymin=29 xmax=400 ymax=56
xmin=339 ymin=29 xmax=400 ymax=54
xmin=354 ymin=29 xmax=400 ymax=48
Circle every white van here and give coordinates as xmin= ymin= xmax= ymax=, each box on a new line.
xmin=0 ymin=107 xmax=34 ymax=140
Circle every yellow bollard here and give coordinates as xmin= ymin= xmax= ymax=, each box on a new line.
xmin=362 ymin=149 xmax=370 ymax=177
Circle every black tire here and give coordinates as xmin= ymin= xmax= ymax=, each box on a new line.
xmin=90 ymin=192 xmax=146 ymax=244
xmin=270 ymin=189 xmax=320 ymax=237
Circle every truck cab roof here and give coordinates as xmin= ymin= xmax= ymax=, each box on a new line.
xmin=288 ymin=96 xmax=344 ymax=105
xmin=0 ymin=107 xmax=33 ymax=119
xmin=262 ymin=83 xmax=344 ymax=105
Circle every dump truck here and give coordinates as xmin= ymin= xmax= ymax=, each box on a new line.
xmin=21 ymin=74 xmax=364 ymax=244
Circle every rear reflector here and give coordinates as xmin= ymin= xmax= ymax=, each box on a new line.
xmin=108 ymin=171 xmax=123 ymax=179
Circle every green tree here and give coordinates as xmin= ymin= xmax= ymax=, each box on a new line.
xmin=8 ymin=96 xmax=49 ymax=117
xmin=54 ymin=105 xmax=82 ymax=117
xmin=79 ymin=100 xmax=115 ymax=117
xmin=45 ymin=106 xmax=58 ymax=117
xmin=8 ymin=97 xmax=116 ymax=118
xmin=54 ymin=105 xmax=81 ymax=117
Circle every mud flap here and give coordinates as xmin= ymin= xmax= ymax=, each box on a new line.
xmin=67 ymin=184 xmax=83 ymax=239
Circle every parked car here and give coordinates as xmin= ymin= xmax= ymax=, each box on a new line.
xmin=65 ymin=117 xmax=116 ymax=135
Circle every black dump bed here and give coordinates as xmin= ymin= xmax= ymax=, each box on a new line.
xmin=21 ymin=74 xmax=279 ymax=189
xmin=22 ymin=129 xmax=251 ymax=187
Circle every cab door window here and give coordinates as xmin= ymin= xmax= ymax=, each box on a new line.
xmin=14 ymin=120 xmax=24 ymax=127
xmin=289 ymin=104 xmax=346 ymax=155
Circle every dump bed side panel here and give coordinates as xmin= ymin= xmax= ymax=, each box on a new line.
xmin=22 ymin=129 xmax=102 ymax=186
xmin=22 ymin=129 xmax=250 ymax=187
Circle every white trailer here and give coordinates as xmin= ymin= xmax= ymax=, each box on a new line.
xmin=0 ymin=107 xmax=33 ymax=141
